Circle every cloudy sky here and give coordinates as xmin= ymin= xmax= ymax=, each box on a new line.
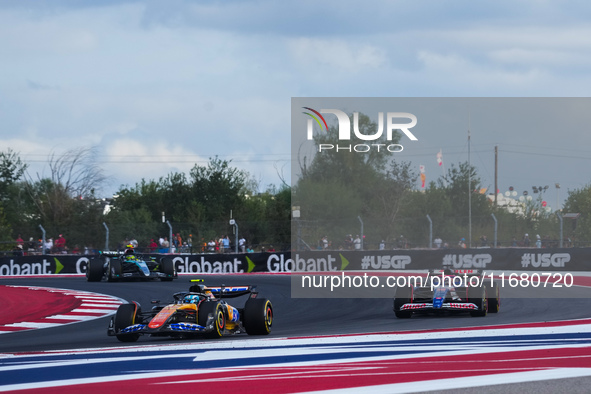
xmin=2 ymin=1 xmax=591 ymax=206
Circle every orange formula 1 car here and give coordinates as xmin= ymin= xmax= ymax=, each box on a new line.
xmin=108 ymin=281 xmax=273 ymax=342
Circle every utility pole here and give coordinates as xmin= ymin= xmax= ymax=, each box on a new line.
xmin=494 ymin=146 xmax=498 ymax=207
xmin=468 ymin=115 xmax=472 ymax=248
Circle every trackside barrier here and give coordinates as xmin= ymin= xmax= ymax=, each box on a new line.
xmin=0 ymin=249 xmax=590 ymax=276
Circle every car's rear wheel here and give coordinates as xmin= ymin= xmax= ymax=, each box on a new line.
xmin=86 ymin=257 xmax=103 ymax=282
xmin=468 ymin=286 xmax=487 ymax=317
xmin=114 ymin=303 xmax=140 ymax=342
xmin=393 ymin=286 xmax=413 ymax=318
xmin=243 ymin=298 xmax=273 ymax=335
xmin=198 ymin=302 xmax=225 ymax=338
xmin=160 ymin=257 xmax=175 ymax=281
xmin=107 ymin=260 xmax=121 ymax=282
xmin=486 ymin=284 xmax=500 ymax=313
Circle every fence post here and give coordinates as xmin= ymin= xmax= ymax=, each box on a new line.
xmin=39 ymin=225 xmax=46 ymax=254
xmin=103 ymin=222 xmax=109 ymax=251
xmin=426 ymin=214 xmax=433 ymax=248
xmin=230 ymin=219 xmax=239 ymax=253
xmin=357 ymin=216 xmax=364 ymax=251
xmin=166 ymin=220 xmax=173 ymax=253
xmin=491 ymin=213 xmax=498 ymax=248
xmin=556 ymin=212 xmax=563 ymax=248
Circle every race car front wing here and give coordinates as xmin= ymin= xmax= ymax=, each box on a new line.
xmin=399 ymin=302 xmax=479 ymax=311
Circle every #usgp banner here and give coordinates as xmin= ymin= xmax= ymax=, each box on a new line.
xmin=0 ymin=248 xmax=589 ymax=277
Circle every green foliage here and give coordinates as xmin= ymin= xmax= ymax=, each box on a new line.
xmin=108 ymin=157 xmax=291 ymax=250
xmin=562 ymin=184 xmax=591 ymax=245
xmin=0 ymin=149 xmax=27 ymax=200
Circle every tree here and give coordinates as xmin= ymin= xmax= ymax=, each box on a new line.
xmin=189 ymin=156 xmax=249 ymax=223
xmin=294 ymin=112 xmax=419 ymax=247
xmin=0 ymin=148 xmax=28 ymax=200
xmin=23 ymin=147 xmax=107 ymax=249
xmin=438 ymin=162 xmax=491 ymax=220
xmin=0 ymin=149 xmax=29 ymax=240
xmin=562 ymin=184 xmax=591 ymax=245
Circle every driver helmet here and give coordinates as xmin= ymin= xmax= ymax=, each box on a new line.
xmin=124 ymin=244 xmax=135 ymax=255
xmin=183 ymin=294 xmax=201 ymax=304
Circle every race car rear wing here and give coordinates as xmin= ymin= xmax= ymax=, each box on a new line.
xmin=431 ymin=269 xmax=482 ymax=275
xmin=189 ymin=280 xmax=258 ymax=299
xmin=100 ymin=251 xmax=124 ymax=257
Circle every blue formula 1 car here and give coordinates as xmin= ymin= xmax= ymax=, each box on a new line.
xmin=393 ymin=269 xmax=500 ymax=318
xmin=108 ymin=281 xmax=273 ymax=342
xmin=86 ymin=249 xmax=177 ymax=282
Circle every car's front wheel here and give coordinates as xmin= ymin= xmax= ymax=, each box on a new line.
xmin=160 ymin=257 xmax=175 ymax=281
xmin=107 ymin=260 xmax=121 ymax=282
xmin=114 ymin=303 xmax=141 ymax=342
xmin=198 ymin=302 xmax=225 ymax=338
xmin=86 ymin=257 xmax=103 ymax=282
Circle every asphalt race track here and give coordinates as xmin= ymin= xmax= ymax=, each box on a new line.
xmin=1 ymin=274 xmax=591 ymax=354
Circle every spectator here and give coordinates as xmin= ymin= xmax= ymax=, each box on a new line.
xmin=523 ymin=233 xmax=531 ymax=247
xmin=148 ymin=239 xmax=158 ymax=252
xmin=354 ymin=235 xmax=361 ymax=250
xmin=397 ymin=235 xmax=408 ymax=249
xmin=44 ymin=238 xmax=53 ymax=254
xmin=160 ymin=237 xmax=170 ymax=253
xmin=175 ymin=233 xmax=182 ymax=249
xmin=458 ymin=238 xmax=467 ymax=249
xmin=479 ymin=235 xmax=488 ymax=247
xmin=13 ymin=243 xmax=23 ymax=256
xmin=27 ymin=237 xmax=36 ymax=254
xmin=344 ymin=234 xmax=353 ymax=250
xmin=208 ymin=239 xmax=216 ymax=253
xmin=434 ymin=237 xmax=442 ymax=248
xmin=55 ymin=234 xmax=66 ymax=253
xmin=239 ymin=236 xmax=246 ymax=253
xmin=535 ymin=234 xmax=542 ymax=248
xmin=379 ymin=240 xmax=385 ymax=250
xmin=15 ymin=234 xmax=24 ymax=248
xmin=222 ymin=235 xmax=230 ymax=253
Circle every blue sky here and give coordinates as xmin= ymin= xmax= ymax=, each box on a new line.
xmin=1 ymin=0 xmax=591 ymax=203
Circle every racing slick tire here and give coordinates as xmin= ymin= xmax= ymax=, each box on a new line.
xmin=393 ymin=286 xmax=413 ymax=318
xmin=86 ymin=257 xmax=104 ymax=282
xmin=486 ymin=284 xmax=500 ymax=313
xmin=114 ymin=303 xmax=140 ymax=342
xmin=198 ymin=301 xmax=225 ymax=338
xmin=107 ymin=260 xmax=122 ymax=282
xmin=468 ymin=286 xmax=487 ymax=317
xmin=243 ymin=298 xmax=273 ymax=335
xmin=160 ymin=257 xmax=175 ymax=281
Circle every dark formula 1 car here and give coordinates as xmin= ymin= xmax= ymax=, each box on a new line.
xmin=86 ymin=251 xmax=176 ymax=282
xmin=393 ymin=269 xmax=500 ymax=318
xmin=108 ymin=281 xmax=273 ymax=342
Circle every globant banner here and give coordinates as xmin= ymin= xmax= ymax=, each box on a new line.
xmin=0 ymin=248 xmax=589 ymax=277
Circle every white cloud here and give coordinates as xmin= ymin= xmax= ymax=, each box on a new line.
xmin=289 ymin=38 xmax=387 ymax=72
xmin=1 ymin=1 xmax=591 ymax=198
